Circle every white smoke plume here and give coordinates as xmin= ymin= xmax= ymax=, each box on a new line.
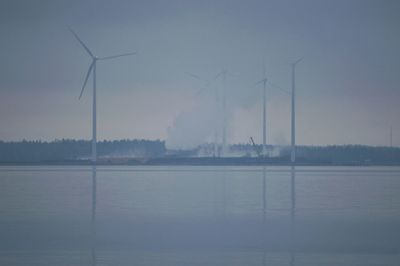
xmin=166 ymin=96 xmax=219 ymax=150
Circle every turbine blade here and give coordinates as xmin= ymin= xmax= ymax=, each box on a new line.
xmin=268 ymin=81 xmax=290 ymax=94
xmin=226 ymin=71 xmax=238 ymax=78
xmin=98 ymin=52 xmax=136 ymax=60
xmin=185 ymin=72 xmax=208 ymax=82
xmin=195 ymin=85 xmax=209 ymax=96
xmin=79 ymin=61 xmax=95 ymax=99
xmin=293 ymin=57 xmax=303 ymax=66
xmin=69 ymin=28 xmax=95 ymax=58
xmin=250 ymin=79 xmax=266 ymax=88
xmin=212 ymin=71 xmax=224 ymax=81
xmin=186 ymin=72 xmax=212 ymax=96
xmin=185 ymin=71 xmax=202 ymax=80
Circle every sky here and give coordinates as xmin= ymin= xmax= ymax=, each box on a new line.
xmin=0 ymin=0 xmax=399 ymax=147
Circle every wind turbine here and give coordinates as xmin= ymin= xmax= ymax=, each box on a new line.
xmin=186 ymin=71 xmax=223 ymax=157
xmin=252 ymin=62 xmax=268 ymax=156
xmin=218 ymin=68 xmax=228 ymax=157
xmin=186 ymin=68 xmax=235 ymax=157
xmin=212 ymin=67 xmax=235 ymax=157
xmin=291 ymin=58 xmax=303 ymax=164
xmin=70 ymin=29 xmax=135 ymax=163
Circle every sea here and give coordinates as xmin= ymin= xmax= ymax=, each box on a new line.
xmin=0 ymin=166 xmax=399 ymax=265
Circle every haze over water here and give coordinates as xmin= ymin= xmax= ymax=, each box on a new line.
xmin=1 ymin=166 xmax=400 ymax=265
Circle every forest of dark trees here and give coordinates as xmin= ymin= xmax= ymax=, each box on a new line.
xmin=0 ymin=139 xmax=399 ymax=165
xmin=290 ymin=145 xmax=400 ymax=165
xmin=230 ymin=144 xmax=400 ymax=165
xmin=0 ymin=139 xmax=166 ymax=163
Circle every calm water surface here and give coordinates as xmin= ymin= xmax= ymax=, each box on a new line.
xmin=0 ymin=166 xmax=400 ymax=265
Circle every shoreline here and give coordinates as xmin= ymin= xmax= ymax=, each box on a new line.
xmin=1 ymin=157 xmax=400 ymax=166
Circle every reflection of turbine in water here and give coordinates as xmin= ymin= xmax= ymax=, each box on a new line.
xmin=262 ymin=166 xmax=267 ymax=266
xmin=91 ymin=165 xmax=97 ymax=266
xmin=262 ymin=166 xmax=267 ymax=222
xmin=290 ymin=166 xmax=296 ymax=266
xmin=261 ymin=166 xmax=295 ymax=266
xmin=212 ymin=168 xmax=228 ymax=219
xmin=221 ymin=168 xmax=227 ymax=219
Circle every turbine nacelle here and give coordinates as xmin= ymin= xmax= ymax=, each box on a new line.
xmin=292 ymin=57 xmax=303 ymax=67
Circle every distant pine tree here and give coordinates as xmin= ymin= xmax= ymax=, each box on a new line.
xmin=0 ymin=139 xmax=165 ymax=163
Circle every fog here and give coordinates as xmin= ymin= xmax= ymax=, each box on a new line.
xmin=1 ymin=0 xmax=400 ymax=147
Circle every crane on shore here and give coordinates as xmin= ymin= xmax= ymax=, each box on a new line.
xmin=250 ymin=137 xmax=262 ymax=158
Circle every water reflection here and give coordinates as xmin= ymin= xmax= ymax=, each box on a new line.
xmin=91 ymin=165 xmax=97 ymax=266
xmin=89 ymin=166 xmax=299 ymax=265
xmin=222 ymin=168 xmax=227 ymax=219
xmin=261 ymin=166 xmax=296 ymax=266
xmin=1 ymin=166 xmax=400 ymax=265
xmin=262 ymin=166 xmax=266 ymax=222
xmin=262 ymin=166 xmax=267 ymax=266
xmin=290 ymin=166 xmax=296 ymax=266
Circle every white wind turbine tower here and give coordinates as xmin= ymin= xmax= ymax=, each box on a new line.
xmin=70 ymin=29 xmax=135 ymax=163
xmin=213 ymin=67 xmax=234 ymax=157
xmin=252 ymin=62 xmax=268 ymax=156
xmin=291 ymin=58 xmax=303 ymax=164
xmin=220 ymin=68 xmax=228 ymax=157
xmin=185 ymin=72 xmax=221 ymax=157
xmin=186 ymin=68 xmax=234 ymax=157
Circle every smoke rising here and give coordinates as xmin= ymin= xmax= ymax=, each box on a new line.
xmin=166 ymin=95 xmax=219 ymax=149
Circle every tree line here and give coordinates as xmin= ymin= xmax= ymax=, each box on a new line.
xmin=0 ymin=139 xmax=166 ymax=162
xmin=0 ymin=140 xmax=399 ymax=164
xmin=230 ymin=143 xmax=400 ymax=164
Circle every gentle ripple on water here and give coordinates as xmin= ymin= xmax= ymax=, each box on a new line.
xmin=0 ymin=166 xmax=400 ymax=265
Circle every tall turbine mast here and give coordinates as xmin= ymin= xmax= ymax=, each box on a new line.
xmin=215 ymin=84 xmax=220 ymax=157
xmin=70 ymin=29 xmax=135 ymax=163
xmin=213 ymin=67 xmax=232 ymax=157
xmin=186 ymin=68 xmax=234 ymax=157
xmin=262 ymin=62 xmax=267 ymax=156
xmin=221 ymin=68 xmax=227 ymax=157
xmin=185 ymin=71 xmax=220 ymax=157
xmin=291 ymin=58 xmax=303 ymax=164
xmin=250 ymin=63 xmax=268 ymax=157
xmin=92 ymin=59 xmax=97 ymax=162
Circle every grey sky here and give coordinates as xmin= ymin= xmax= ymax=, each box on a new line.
xmin=0 ymin=0 xmax=399 ymax=147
